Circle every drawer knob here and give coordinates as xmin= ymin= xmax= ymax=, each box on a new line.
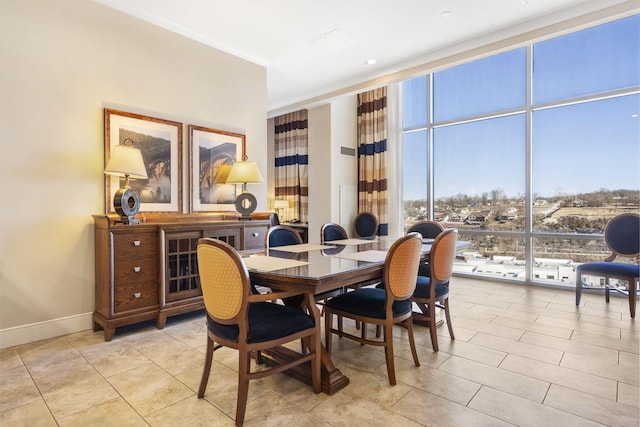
xmin=134 ymin=292 xmax=141 ymax=299
xmin=133 ymin=266 xmax=141 ymax=273
xmin=252 ymin=232 xmax=259 ymax=237
xmin=133 ymin=240 xmax=141 ymax=246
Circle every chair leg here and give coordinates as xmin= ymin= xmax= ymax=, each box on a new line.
xmin=444 ymin=299 xmax=455 ymax=340
xmin=383 ymin=324 xmax=396 ymax=385
xmin=235 ymin=351 xmax=251 ymax=426
xmin=406 ymin=317 xmax=420 ymax=367
xmin=629 ymin=279 xmax=637 ymax=319
xmin=428 ymin=303 xmax=439 ymax=352
xmin=361 ymin=321 xmax=367 ymax=344
xmin=575 ymin=273 xmax=583 ymax=307
xmin=197 ymin=335 xmax=215 ymax=398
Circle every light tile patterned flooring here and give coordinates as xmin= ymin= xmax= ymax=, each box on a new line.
xmin=1 ymin=277 xmax=638 ymax=426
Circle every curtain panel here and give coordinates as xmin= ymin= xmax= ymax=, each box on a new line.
xmin=274 ymin=109 xmax=308 ymax=222
xmin=357 ymin=87 xmax=388 ymax=235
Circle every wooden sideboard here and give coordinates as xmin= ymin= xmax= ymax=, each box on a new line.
xmin=92 ymin=213 xmax=270 ymax=341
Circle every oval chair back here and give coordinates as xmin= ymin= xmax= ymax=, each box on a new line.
xmin=605 ymin=213 xmax=640 ymax=258
xmin=384 ymin=232 xmax=423 ymax=303
xmin=266 ymin=225 xmax=303 ymax=248
xmin=198 ymin=238 xmax=249 ymax=328
xmin=321 ymin=223 xmax=348 ymax=244
xmin=407 ymin=220 xmax=445 ymax=239
xmin=354 ymin=212 xmax=378 ymax=237
xmin=430 ymin=228 xmax=459 ymax=290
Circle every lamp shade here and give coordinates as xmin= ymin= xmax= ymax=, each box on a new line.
xmin=274 ymin=200 xmax=289 ymax=209
xmin=225 ymin=161 xmax=264 ymax=184
xmin=104 ymin=144 xmax=148 ymax=179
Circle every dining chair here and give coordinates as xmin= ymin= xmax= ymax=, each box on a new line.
xmin=324 ymin=233 xmax=422 ymax=385
xmin=320 ymin=222 xmax=349 ymax=244
xmin=410 ymin=228 xmax=458 ymax=352
xmin=353 ymin=212 xmax=378 ymax=238
xmin=270 ymin=212 xmax=281 ymax=226
xmin=196 ymin=238 xmax=321 ymax=426
xmin=320 ymin=222 xmax=378 ymax=331
xmin=407 ymin=220 xmax=445 ymax=276
xmin=265 ymin=224 xmax=303 ymax=248
xmin=575 ymin=212 xmax=639 ymax=318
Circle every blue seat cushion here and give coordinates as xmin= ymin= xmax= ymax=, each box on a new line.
xmin=208 ymin=302 xmax=315 ymax=344
xmin=413 ymin=275 xmax=449 ymax=299
xmin=325 ymin=287 xmax=412 ymax=319
xmin=576 ymin=262 xmax=640 ymax=278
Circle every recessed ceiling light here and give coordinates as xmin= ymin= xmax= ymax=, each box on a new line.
xmin=366 ymin=59 xmax=377 ymax=65
xmin=441 ymin=10 xmax=452 ymax=17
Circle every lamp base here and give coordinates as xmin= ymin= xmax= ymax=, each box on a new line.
xmin=113 ymin=188 xmax=141 ymax=225
xmin=115 ymin=215 xmax=141 ymax=225
xmin=235 ymin=192 xmax=257 ymax=220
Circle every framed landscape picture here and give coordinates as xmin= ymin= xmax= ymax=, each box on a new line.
xmin=104 ymin=108 xmax=183 ymax=214
xmin=189 ymin=124 xmax=245 ymax=212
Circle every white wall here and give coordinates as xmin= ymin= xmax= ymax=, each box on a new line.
xmin=307 ymin=105 xmax=331 ymax=243
xmin=0 ymin=0 xmax=266 ymax=348
xmin=330 ymin=97 xmax=358 ymax=234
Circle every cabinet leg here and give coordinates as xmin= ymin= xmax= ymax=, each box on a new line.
xmin=156 ymin=315 xmax=167 ymax=330
xmin=103 ymin=327 xmax=114 ymax=342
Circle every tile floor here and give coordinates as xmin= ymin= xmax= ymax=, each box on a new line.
xmin=1 ymin=277 xmax=638 ymax=426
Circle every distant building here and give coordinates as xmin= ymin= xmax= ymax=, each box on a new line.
xmin=466 ymin=212 xmax=488 ymax=224
xmin=450 ymin=213 xmax=467 ymax=223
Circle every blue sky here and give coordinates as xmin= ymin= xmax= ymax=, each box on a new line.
xmin=402 ymin=14 xmax=640 ymax=200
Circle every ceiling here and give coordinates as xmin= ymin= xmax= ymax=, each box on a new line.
xmin=95 ymin=0 xmax=631 ymax=114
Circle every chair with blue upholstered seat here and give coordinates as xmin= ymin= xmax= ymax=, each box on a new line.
xmin=324 ymin=233 xmax=422 ymax=385
xmin=410 ymin=228 xmax=458 ymax=352
xmin=575 ymin=212 xmax=639 ymax=319
xmin=196 ymin=238 xmax=321 ymax=426
xmin=321 ymin=222 xmax=378 ymax=330
xmin=353 ymin=212 xmax=378 ymax=238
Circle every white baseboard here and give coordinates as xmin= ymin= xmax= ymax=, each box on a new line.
xmin=0 ymin=313 xmax=94 ymax=349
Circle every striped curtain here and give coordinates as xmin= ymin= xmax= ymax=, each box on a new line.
xmin=274 ymin=109 xmax=308 ymax=222
xmin=357 ymin=87 xmax=388 ymax=235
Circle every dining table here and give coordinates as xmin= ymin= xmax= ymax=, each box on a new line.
xmin=238 ymin=235 xmax=469 ymax=394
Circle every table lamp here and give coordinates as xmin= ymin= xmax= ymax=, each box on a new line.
xmin=104 ymin=138 xmax=148 ymax=224
xmin=225 ymin=156 xmax=264 ymax=220
xmin=274 ymin=199 xmax=288 ymax=222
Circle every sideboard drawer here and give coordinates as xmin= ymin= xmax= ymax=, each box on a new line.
xmin=113 ymin=258 xmax=157 ymax=284
xmin=113 ymin=233 xmax=157 ymax=260
xmin=244 ymin=225 xmax=268 ymax=250
xmin=114 ymin=280 xmax=158 ymax=313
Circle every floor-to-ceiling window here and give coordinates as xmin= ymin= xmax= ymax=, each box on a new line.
xmin=401 ymin=14 xmax=640 ymax=288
